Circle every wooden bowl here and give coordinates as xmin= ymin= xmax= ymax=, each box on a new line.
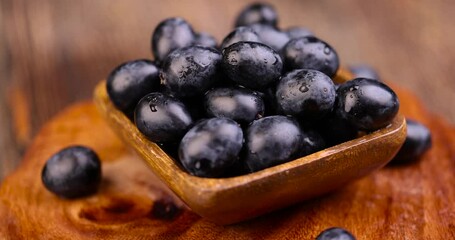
xmin=93 ymin=68 xmax=406 ymax=225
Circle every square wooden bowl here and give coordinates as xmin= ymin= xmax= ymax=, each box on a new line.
xmin=93 ymin=68 xmax=406 ymax=225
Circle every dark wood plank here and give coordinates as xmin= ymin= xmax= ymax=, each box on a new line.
xmin=0 ymin=0 xmax=22 ymax=180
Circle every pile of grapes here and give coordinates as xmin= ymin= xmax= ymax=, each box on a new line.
xmin=106 ymin=3 xmax=400 ymax=178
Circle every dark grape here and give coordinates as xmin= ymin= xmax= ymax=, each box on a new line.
xmin=194 ymin=32 xmax=218 ymax=48
xmin=220 ymin=26 xmax=261 ymax=50
xmin=42 ymin=146 xmax=101 ymax=198
xmin=282 ymin=36 xmax=339 ymax=77
xmin=106 ymin=59 xmax=160 ymax=116
xmin=349 ymin=64 xmax=381 ymax=81
xmin=205 ymin=87 xmax=264 ymax=124
xmin=179 ymin=118 xmax=243 ymax=177
xmin=276 ymin=69 xmax=336 ymax=121
xmin=160 ymin=46 xmax=222 ymax=98
xmin=286 ymin=26 xmax=313 ymax=39
xmin=250 ymin=24 xmax=290 ymax=52
xmin=389 ymin=119 xmax=432 ymax=165
xmin=245 ymin=116 xmax=302 ymax=172
xmin=135 ymin=92 xmax=193 ymax=143
xmin=222 ymin=41 xmax=283 ymax=90
xmin=335 ymin=78 xmax=399 ymax=131
xmin=235 ymin=3 xmax=278 ymax=27
xmin=151 ymin=18 xmax=196 ymax=63
xmin=316 ymin=227 xmax=356 ymax=240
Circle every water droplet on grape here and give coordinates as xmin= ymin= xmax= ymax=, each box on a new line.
xmin=324 ymin=46 xmax=331 ymax=55
xmin=299 ymin=84 xmax=309 ymax=92
xmin=349 ymin=85 xmax=360 ymax=91
xmin=150 ymin=104 xmax=158 ymax=112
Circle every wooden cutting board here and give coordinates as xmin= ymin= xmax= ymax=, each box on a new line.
xmin=0 ymin=85 xmax=454 ymax=239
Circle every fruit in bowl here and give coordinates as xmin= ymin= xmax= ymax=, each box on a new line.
xmin=93 ymin=2 xmax=407 ymax=224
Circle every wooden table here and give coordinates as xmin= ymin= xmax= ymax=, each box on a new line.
xmin=0 ymin=1 xmax=455 ymax=238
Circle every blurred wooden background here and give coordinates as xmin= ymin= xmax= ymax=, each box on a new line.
xmin=1 ymin=0 xmax=454 ymax=180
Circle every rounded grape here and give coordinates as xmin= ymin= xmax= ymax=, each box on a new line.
xmin=222 ymin=41 xmax=283 ymax=90
xmin=179 ymin=118 xmax=244 ymax=177
xmin=283 ymin=36 xmax=339 ymax=77
xmin=42 ymin=146 xmax=101 ymax=198
xmin=135 ymin=92 xmax=193 ymax=143
xmin=335 ymin=78 xmax=399 ymax=131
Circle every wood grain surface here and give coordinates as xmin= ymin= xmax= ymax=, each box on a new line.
xmin=1 ymin=0 xmax=455 ymax=180
xmin=0 ymin=79 xmax=454 ymax=239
